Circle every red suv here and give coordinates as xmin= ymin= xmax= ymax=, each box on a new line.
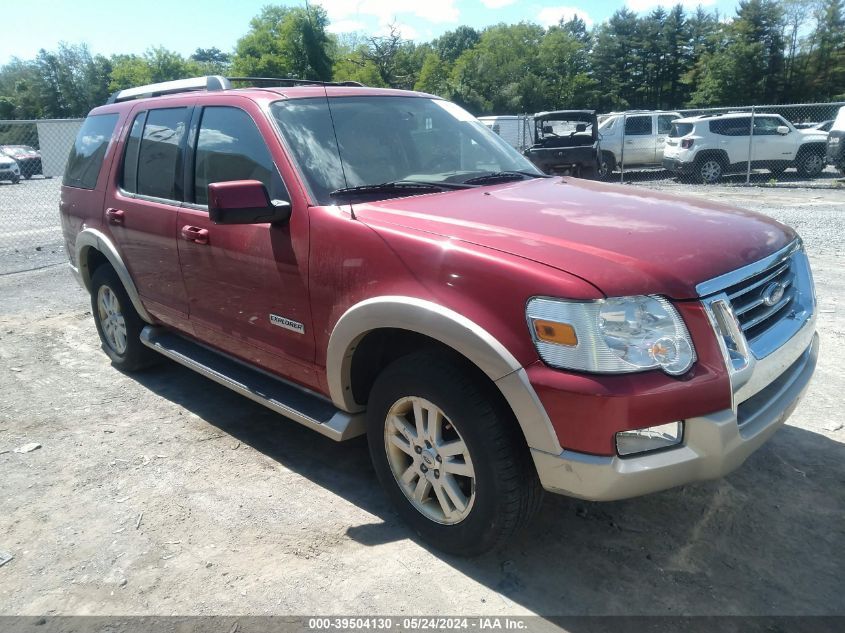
xmin=60 ymin=77 xmax=818 ymax=555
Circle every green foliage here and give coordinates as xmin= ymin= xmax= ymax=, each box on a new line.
xmin=1 ymin=0 xmax=843 ymax=121
xmin=232 ymin=5 xmax=332 ymax=80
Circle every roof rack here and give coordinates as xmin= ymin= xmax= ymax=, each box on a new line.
xmin=226 ymin=76 xmax=364 ymax=88
xmin=106 ymin=75 xmax=365 ymax=104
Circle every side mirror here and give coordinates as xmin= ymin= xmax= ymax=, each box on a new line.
xmin=542 ymin=124 xmax=554 ymax=134
xmin=576 ymin=123 xmax=587 ymax=133
xmin=777 ymin=125 xmax=790 ymax=135
xmin=208 ymin=180 xmax=291 ymax=225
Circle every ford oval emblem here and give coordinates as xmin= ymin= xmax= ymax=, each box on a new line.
xmin=762 ymin=281 xmax=786 ymax=307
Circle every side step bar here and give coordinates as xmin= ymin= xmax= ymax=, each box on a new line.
xmin=140 ymin=326 xmax=365 ymax=441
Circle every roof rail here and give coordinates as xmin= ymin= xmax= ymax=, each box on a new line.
xmin=226 ymin=76 xmax=364 ymax=88
xmin=106 ymin=76 xmax=230 ymax=104
xmin=105 ymin=75 xmax=366 ymax=104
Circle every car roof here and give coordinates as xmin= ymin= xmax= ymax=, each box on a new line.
xmin=89 ymin=85 xmax=439 ymax=116
xmin=674 ymin=112 xmax=785 ymax=124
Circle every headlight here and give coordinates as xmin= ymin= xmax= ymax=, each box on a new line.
xmin=526 ymin=295 xmax=696 ymax=375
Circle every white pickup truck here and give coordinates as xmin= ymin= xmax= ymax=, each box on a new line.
xmin=597 ymin=111 xmax=681 ymax=175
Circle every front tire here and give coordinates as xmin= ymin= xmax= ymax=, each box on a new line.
xmin=796 ymin=151 xmax=825 ymax=177
xmin=366 ymin=351 xmax=542 ymax=556
xmin=599 ymin=152 xmax=616 ymax=180
xmin=90 ymin=265 xmax=156 ymax=371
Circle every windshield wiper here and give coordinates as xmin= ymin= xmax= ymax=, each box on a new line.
xmin=460 ymin=171 xmax=548 ymax=185
xmin=329 ymin=180 xmax=466 ymax=199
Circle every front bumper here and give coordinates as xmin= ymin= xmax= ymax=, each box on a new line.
xmin=662 ymin=157 xmax=695 ymax=174
xmin=531 ymin=325 xmax=817 ymax=501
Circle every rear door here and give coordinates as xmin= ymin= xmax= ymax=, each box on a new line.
xmin=622 ymin=115 xmax=654 ymax=165
xmin=104 ymin=104 xmax=193 ymax=330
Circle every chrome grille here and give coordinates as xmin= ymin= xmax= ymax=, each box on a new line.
xmin=724 ymin=257 xmax=795 ymax=343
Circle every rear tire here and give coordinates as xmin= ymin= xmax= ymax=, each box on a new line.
xmin=12 ymin=176 xmax=20 ymax=184
xmin=696 ymin=156 xmax=723 ymax=184
xmin=366 ymin=350 xmax=543 ymax=556
xmin=90 ymin=265 xmax=157 ymax=372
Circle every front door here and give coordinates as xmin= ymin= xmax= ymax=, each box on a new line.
xmin=176 ymin=102 xmax=317 ymax=388
xmin=752 ymin=116 xmax=799 ymax=165
xmin=622 ymin=115 xmax=655 ymax=166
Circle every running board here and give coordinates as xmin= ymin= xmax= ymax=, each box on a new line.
xmin=140 ymin=326 xmax=365 ymax=441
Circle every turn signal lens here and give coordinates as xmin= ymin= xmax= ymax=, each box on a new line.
xmin=532 ymin=319 xmax=578 ymax=346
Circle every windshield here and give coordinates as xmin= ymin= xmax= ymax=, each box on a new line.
xmin=270 ymin=96 xmax=541 ymax=204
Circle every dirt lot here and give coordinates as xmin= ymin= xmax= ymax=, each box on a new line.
xmin=0 ymin=182 xmax=843 ymax=618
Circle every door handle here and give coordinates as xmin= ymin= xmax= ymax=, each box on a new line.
xmin=105 ymin=208 xmax=125 ymax=225
xmin=181 ymin=225 xmax=210 ymax=245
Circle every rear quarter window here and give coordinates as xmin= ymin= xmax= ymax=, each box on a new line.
xmin=63 ymin=113 xmax=119 ymax=189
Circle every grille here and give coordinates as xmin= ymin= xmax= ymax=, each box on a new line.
xmin=724 ymin=255 xmax=796 ymax=343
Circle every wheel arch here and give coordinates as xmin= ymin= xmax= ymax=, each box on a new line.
xmin=796 ymin=141 xmax=827 ymax=155
xmin=75 ymin=228 xmax=154 ymax=324
xmin=326 ymin=296 xmax=562 ymax=454
xmin=695 ymin=149 xmax=729 ymax=166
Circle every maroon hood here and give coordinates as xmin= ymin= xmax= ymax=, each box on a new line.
xmin=353 ymin=177 xmax=795 ymax=299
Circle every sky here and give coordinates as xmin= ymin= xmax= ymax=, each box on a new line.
xmin=1 ymin=0 xmax=740 ymax=64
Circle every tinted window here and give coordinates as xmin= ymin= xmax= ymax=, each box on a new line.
xmin=709 ymin=118 xmax=751 ymax=136
xmin=625 ymin=116 xmax=652 ymax=136
xmin=137 ymin=108 xmax=188 ymax=200
xmin=194 ymin=107 xmax=287 ymax=205
xmin=669 ymin=122 xmax=694 ymax=138
xmin=657 ymin=115 xmax=677 ymax=135
xmin=754 ymin=117 xmax=785 ymax=135
xmin=63 ymin=114 xmax=119 ymax=189
xmin=121 ymin=112 xmax=145 ymax=193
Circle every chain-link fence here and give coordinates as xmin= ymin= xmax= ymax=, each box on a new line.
xmin=0 ymin=119 xmax=82 ymax=274
xmin=495 ymin=102 xmax=844 ymax=187
xmin=602 ymin=101 xmax=845 ymax=186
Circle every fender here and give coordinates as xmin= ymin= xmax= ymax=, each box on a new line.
xmin=326 ymin=296 xmax=562 ymax=454
xmin=74 ymin=228 xmax=154 ymax=324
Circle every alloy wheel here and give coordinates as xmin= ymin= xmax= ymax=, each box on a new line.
xmin=700 ymin=159 xmax=722 ymax=183
xmin=97 ymin=285 xmax=128 ymax=355
xmin=383 ymin=396 xmax=476 ymax=525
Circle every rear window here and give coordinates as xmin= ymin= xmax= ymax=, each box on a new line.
xmin=670 ymin=122 xmax=694 ymax=138
xmin=63 ymin=114 xmax=119 ymax=189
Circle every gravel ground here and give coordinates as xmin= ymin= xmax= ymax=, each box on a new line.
xmin=0 ymin=181 xmax=843 ymax=618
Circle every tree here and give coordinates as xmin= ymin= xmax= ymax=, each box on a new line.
xmin=807 ymin=0 xmax=845 ymax=99
xmin=191 ymin=47 xmax=232 ymax=75
xmin=433 ymin=26 xmax=481 ymax=63
xmin=689 ymin=0 xmax=786 ymax=105
xmin=415 ymin=52 xmax=451 ymax=96
xmin=232 ymin=5 xmax=333 ymax=80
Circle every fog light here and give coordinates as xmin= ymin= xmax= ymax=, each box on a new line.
xmin=616 ymin=422 xmax=683 ymax=457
